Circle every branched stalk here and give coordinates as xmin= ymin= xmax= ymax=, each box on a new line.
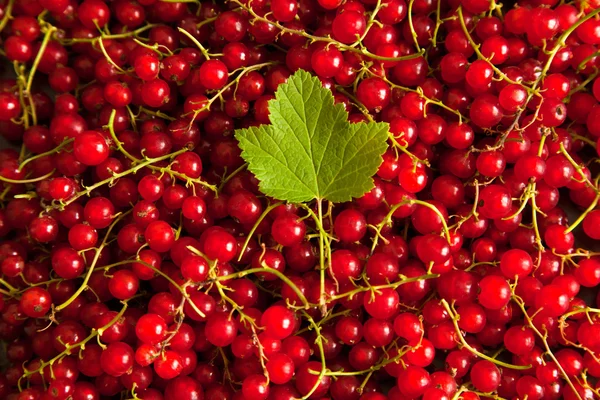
xmin=19 ymin=300 xmax=130 ymax=389
xmin=232 ymin=0 xmax=424 ymax=62
xmin=54 ymin=210 xmax=131 ymax=311
xmin=512 ymin=296 xmax=583 ymax=400
xmin=18 ymin=139 xmax=74 ymax=171
xmin=441 ymin=299 xmax=531 ymax=370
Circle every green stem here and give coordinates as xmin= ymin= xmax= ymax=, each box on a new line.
xmin=441 ymin=299 xmax=531 ymax=370
xmin=61 ymin=23 xmax=158 ymax=44
xmin=233 ymin=0 xmax=424 ymax=63
xmin=431 ymin=0 xmax=442 ymax=48
xmin=178 ymin=27 xmax=212 ymax=60
xmin=0 ymin=278 xmax=18 ymax=294
xmin=530 ymin=186 xmax=544 ymax=250
xmin=106 ymin=109 xmax=138 ymax=163
xmin=19 ymin=138 xmax=74 ymax=171
xmin=55 ymin=211 xmax=130 ymax=311
xmin=317 ymin=199 xmax=327 ymax=315
xmin=105 ymin=108 xmax=218 ymax=194
xmin=97 ymin=37 xmax=127 ymax=73
xmin=215 ymin=266 xmax=310 ymax=309
xmin=559 ymin=143 xmax=598 ymax=192
xmin=0 ymin=0 xmax=14 ymax=34
xmin=348 ymin=0 xmax=383 ymax=48
xmin=106 ymin=257 xmax=207 ymax=318
xmin=565 ymin=191 xmax=599 ymax=234
xmin=20 ymin=300 xmax=129 ymax=389
xmin=369 ymin=202 xmax=409 ymax=253
xmin=219 ymin=163 xmax=248 ymax=192
xmin=25 ymin=26 xmax=56 ymax=126
xmin=61 ymin=147 xmax=192 ymax=208
xmin=236 ymin=201 xmax=282 ymax=262
xmin=299 ymin=311 xmax=328 ymax=400
xmin=512 ymin=296 xmax=582 ymax=399
xmin=0 ymin=169 xmax=55 ymax=184
xmin=411 ymin=199 xmax=451 ymax=242
xmin=570 ymin=132 xmax=597 ymax=148
xmin=330 ymin=274 xmax=439 ymax=301
xmin=407 ymin=0 xmax=421 ymax=53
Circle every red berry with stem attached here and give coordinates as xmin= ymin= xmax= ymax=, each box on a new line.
xmin=535 ymin=284 xmax=570 ymax=317
xmin=356 ymin=77 xmax=391 ymax=112
xmin=84 ymin=197 xmax=115 ymax=229
xmin=108 ymin=269 xmax=139 ymax=300
xmin=470 ymin=94 xmax=503 ymax=128
xmin=311 ymin=46 xmax=343 ymax=79
xmin=470 ymin=360 xmax=501 ymax=393
xmin=266 ymin=352 xmax=294 ymax=384
xmin=332 ymin=11 xmax=366 ymax=44
xmin=51 ymin=247 xmax=85 ymax=280
xmin=142 ymin=79 xmax=170 ymax=108
xmin=19 ymin=287 xmax=52 ymax=318
xmin=154 ymin=350 xmax=183 ymax=379
xmin=100 ymin=342 xmax=134 ymax=377
xmin=227 ymin=190 xmax=262 ymax=224
xmin=205 ymin=313 xmax=237 ymax=347
xmin=68 ymin=223 xmax=98 ymax=250
xmin=29 ymin=215 xmax=59 ymax=243
xmin=78 ymin=0 xmax=111 ymax=29
xmin=215 ymin=11 xmax=248 ymax=42
xmin=364 ymin=288 xmax=399 ymax=319
xmin=544 ymin=224 xmax=574 ymax=253
xmin=500 ymin=249 xmax=533 ymax=279
xmin=271 ymin=213 xmax=306 ymax=247
xmin=4 ymin=36 xmax=33 ymax=63
xmin=295 ymin=361 xmax=331 ymax=397
xmin=145 ymin=221 xmax=175 ymax=253
xmin=1 ymin=255 xmax=24 ymax=278
xmin=181 ymin=255 xmax=209 ymax=283
xmin=104 ymin=81 xmax=132 ymax=108
xmin=504 ymin=325 xmax=535 ymax=355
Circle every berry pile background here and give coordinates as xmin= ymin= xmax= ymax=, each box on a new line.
xmin=1 ymin=0 xmax=600 ymax=400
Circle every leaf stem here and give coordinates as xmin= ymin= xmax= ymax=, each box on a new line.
xmin=317 ymin=199 xmax=327 ymax=316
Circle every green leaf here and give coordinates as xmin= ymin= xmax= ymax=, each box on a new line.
xmin=234 ymin=69 xmax=389 ymax=203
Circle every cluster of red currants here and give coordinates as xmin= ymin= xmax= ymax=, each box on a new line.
xmin=1 ymin=0 xmax=600 ymax=399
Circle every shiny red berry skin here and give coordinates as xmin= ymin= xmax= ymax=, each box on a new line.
xmin=73 ymin=130 xmax=110 ymax=166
